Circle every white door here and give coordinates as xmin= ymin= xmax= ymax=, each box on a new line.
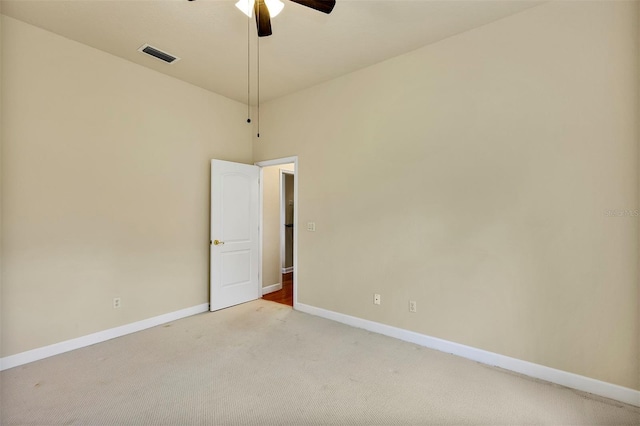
xmin=210 ymin=159 xmax=260 ymax=311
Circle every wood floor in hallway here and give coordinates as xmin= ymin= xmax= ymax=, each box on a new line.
xmin=262 ymin=272 xmax=293 ymax=306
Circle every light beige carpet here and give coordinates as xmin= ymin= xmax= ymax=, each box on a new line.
xmin=1 ymin=299 xmax=639 ymax=425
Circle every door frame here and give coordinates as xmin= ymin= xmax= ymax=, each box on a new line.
xmin=280 ymin=168 xmax=294 ymax=275
xmin=255 ymin=156 xmax=299 ymax=309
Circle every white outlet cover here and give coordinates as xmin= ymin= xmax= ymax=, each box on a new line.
xmin=307 ymin=222 xmax=316 ymax=231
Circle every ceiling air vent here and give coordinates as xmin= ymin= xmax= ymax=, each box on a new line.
xmin=137 ymin=44 xmax=180 ymax=64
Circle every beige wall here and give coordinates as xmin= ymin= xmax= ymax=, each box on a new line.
xmin=0 ymin=16 xmax=252 ymax=357
xmin=262 ymin=163 xmax=293 ymax=288
xmin=637 ymin=0 xmax=640 ymax=390
xmin=253 ymin=1 xmax=640 ymax=390
xmin=0 ymin=7 xmax=4 ymax=358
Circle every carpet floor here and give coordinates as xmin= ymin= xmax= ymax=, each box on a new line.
xmin=2 ymin=299 xmax=639 ymax=425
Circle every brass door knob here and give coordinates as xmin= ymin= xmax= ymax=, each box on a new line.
xmin=213 ymin=239 xmax=225 ymax=246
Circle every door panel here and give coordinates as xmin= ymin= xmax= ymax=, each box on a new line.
xmin=210 ymin=160 xmax=260 ymax=311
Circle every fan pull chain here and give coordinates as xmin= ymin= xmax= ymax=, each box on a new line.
xmin=257 ymin=29 xmax=260 ymax=138
xmin=246 ymin=10 xmax=251 ymax=124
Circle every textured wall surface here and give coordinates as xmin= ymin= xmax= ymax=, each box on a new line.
xmin=253 ymin=1 xmax=640 ymax=389
xmin=1 ymin=16 xmax=252 ymax=356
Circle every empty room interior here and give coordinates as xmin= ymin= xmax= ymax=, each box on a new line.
xmin=1 ymin=0 xmax=639 ymax=424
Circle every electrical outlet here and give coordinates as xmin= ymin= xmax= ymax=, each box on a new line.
xmin=113 ymin=297 xmax=121 ymax=309
xmin=307 ymin=222 xmax=316 ymax=232
xmin=374 ymin=294 xmax=381 ymax=305
xmin=409 ymin=300 xmax=417 ymax=313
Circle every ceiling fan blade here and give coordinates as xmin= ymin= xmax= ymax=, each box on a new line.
xmin=254 ymin=0 xmax=273 ymax=37
xmin=288 ymin=0 xmax=336 ymax=14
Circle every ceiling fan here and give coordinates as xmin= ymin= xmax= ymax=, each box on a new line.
xmin=248 ymin=0 xmax=336 ymax=37
xmin=188 ymin=0 xmax=336 ymax=37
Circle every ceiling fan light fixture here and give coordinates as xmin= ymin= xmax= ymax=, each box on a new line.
xmin=265 ymin=0 xmax=284 ymax=17
xmin=235 ymin=0 xmax=255 ymax=18
xmin=235 ymin=0 xmax=284 ymax=18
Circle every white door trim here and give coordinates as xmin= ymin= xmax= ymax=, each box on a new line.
xmin=255 ymin=156 xmax=299 ymax=309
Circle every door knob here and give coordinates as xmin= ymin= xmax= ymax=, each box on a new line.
xmin=213 ymin=239 xmax=225 ymax=246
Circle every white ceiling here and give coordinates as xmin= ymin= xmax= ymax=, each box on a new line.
xmin=1 ymin=0 xmax=543 ymax=104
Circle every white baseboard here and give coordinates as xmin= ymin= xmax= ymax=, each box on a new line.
xmin=282 ymin=267 xmax=293 ymax=274
xmin=0 ymin=303 xmax=209 ymax=371
xmin=262 ymin=282 xmax=283 ymax=295
xmin=296 ymin=303 xmax=640 ymax=407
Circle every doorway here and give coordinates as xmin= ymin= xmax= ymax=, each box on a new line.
xmin=256 ymin=157 xmax=298 ymax=308
xmin=281 ymin=169 xmax=295 ymax=275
